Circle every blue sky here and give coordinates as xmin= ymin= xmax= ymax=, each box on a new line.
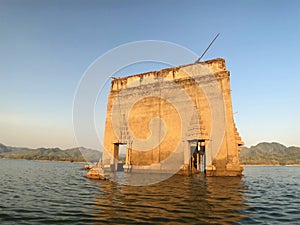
xmin=0 ymin=0 xmax=299 ymax=149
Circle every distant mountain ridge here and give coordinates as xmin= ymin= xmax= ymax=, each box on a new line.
xmin=239 ymin=142 xmax=300 ymax=165
xmin=0 ymin=142 xmax=299 ymax=165
xmin=0 ymin=143 xmax=101 ymax=162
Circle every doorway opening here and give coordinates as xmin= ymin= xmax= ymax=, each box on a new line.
xmin=113 ymin=143 xmax=126 ymax=172
xmin=118 ymin=144 xmax=127 ymax=172
xmin=192 ymin=140 xmax=206 ymax=173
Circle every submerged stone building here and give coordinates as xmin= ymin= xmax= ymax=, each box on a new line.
xmin=102 ymin=58 xmax=244 ymax=176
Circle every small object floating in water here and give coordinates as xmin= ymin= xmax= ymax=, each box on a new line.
xmin=86 ymin=167 xmax=106 ymax=180
xmin=81 ymin=165 xmax=93 ymax=170
xmin=86 ymin=161 xmax=109 ymax=180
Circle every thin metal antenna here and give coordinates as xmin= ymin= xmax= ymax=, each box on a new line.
xmin=195 ymin=33 xmax=220 ymax=63
xmin=108 ymin=76 xmax=119 ymax=79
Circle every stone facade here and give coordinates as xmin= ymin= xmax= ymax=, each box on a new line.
xmin=102 ymin=58 xmax=244 ymax=176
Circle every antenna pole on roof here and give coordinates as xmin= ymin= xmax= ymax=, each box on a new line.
xmin=195 ymin=33 xmax=220 ymax=63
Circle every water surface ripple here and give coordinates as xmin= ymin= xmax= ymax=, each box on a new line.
xmin=0 ymin=159 xmax=299 ymax=224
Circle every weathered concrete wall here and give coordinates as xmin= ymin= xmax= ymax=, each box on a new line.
xmin=102 ymin=58 xmax=243 ymax=176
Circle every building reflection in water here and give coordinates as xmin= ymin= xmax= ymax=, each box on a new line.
xmin=91 ymin=173 xmax=249 ymax=224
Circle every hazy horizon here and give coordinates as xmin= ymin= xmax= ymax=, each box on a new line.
xmin=0 ymin=140 xmax=298 ymax=152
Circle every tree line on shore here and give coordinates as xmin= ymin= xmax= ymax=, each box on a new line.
xmin=0 ymin=143 xmax=101 ymax=162
xmin=239 ymin=142 xmax=300 ymax=165
xmin=0 ymin=142 xmax=299 ymax=165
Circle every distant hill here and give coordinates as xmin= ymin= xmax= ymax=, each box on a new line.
xmin=1 ymin=142 xmax=299 ymax=165
xmin=0 ymin=143 xmax=101 ymax=162
xmin=239 ymin=142 xmax=300 ymax=165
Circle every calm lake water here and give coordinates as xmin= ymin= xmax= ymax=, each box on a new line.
xmin=0 ymin=159 xmax=299 ymax=224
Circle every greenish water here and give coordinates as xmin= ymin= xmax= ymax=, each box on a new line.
xmin=0 ymin=159 xmax=299 ymax=224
